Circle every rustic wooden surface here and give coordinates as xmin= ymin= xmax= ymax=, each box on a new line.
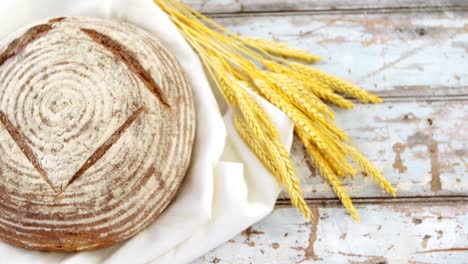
xmin=197 ymin=201 xmax=468 ymax=263
xmin=191 ymin=0 xmax=468 ymax=263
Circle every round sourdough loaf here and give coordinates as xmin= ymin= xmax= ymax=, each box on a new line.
xmin=0 ymin=17 xmax=196 ymax=252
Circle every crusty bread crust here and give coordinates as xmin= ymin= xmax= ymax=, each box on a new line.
xmin=0 ymin=17 xmax=196 ymax=252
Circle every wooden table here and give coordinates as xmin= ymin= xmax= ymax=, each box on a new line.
xmin=189 ymin=1 xmax=468 ymax=263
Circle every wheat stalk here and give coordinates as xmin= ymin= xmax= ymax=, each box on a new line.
xmin=290 ymin=62 xmax=383 ymax=104
xmin=233 ymin=115 xmax=315 ymax=221
xmin=244 ymin=37 xmax=321 ymax=63
xmin=154 ymin=0 xmax=396 ymax=221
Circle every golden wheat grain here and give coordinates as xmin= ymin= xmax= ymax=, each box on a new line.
xmin=308 ymin=85 xmax=355 ymax=109
xmin=234 ymin=116 xmax=314 ymax=221
xmin=264 ymin=61 xmax=355 ymax=108
xmin=254 ymin=78 xmax=330 ymax=150
xmin=244 ymin=37 xmax=321 ymax=63
xmin=236 ymin=80 xmax=281 ymax=141
xmin=265 ymin=71 xmax=335 ymax=119
xmin=314 ymin=117 xmax=350 ymax=142
xmin=297 ymin=129 xmax=360 ymax=221
xmin=290 ymin=62 xmax=383 ymax=103
xmin=346 ymin=145 xmax=397 ymax=196
xmin=309 ymin=127 xmax=357 ymax=176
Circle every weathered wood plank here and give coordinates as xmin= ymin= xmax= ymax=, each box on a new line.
xmin=186 ymin=0 xmax=468 ymax=14
xmin=285 ymin=100 xmax=468 ymax=199
xmin=211 ymin=11 xmax=468 ymax=97
xmin=195 ymin=203 xmax=468 ymax=263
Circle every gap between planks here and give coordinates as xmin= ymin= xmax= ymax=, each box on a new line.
xmin=369 ymin=94 xmax=468 ymax=102
xmin=276 ymin=195 xmax=468 ymax=207
xmin=189 ymin=0 xmax=468 ymax=16
xmin=343 ymin=94 xmax=468 ymax=103
xmin=202 ymin=7 xmax=468 ymax=18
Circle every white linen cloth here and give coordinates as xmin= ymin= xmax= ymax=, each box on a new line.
xmin=0 ymin=0 xmax=295 ymax=263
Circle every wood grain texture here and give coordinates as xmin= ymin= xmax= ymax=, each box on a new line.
xmin=0 ymin=17 xmax=196 ymax=252
xmin=185 ymin=0 xmax=468 ymax=13
xmin=196 ymin=203 xmax=468 ymax=263
xmin=211 ymin=11 xmax=468 ymax=98
xmin=289 ymin=100 xmax=468 ymax=199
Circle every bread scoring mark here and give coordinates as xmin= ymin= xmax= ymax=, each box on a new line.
xmin=48 ymin=17 xmax=67 ymax=24
xmin=143 ymin=166 xmax=156 ymax=183
xmin=0 ymin=24 xmax=53 ymax=67
xmin=0 ymin=111 xmax=57 ymax=193
xmin=80 ymin=28 xmax=171 ymax=108
xmin=62 ymin=106 xmax=146 ymax=192
xmin=0 ymin=17 xmax=195 ymax=252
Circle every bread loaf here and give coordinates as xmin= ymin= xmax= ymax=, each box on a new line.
xmin=0 ymin=17 xmax=196 ymax=252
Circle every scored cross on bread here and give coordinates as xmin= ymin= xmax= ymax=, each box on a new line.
xmin=0 ymin=17 xmax=195 ymax=252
